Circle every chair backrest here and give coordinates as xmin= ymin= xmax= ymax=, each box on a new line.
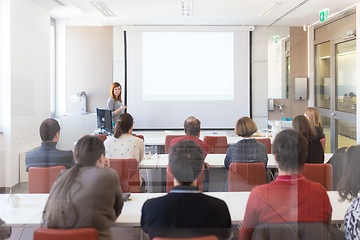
xmin=28 ymin=166 xmax=66 ymax=193
xmin=109 ymin=158 xmax=140 ymax=193
xmin=165 ymin=135 xmax=183 ymax=154
xmin=228 ymin=162 xmax=266 ymax=192
xmin=95 ymin=134 xmax=107 ymax=142
xmin=154 ymin=236 xmax=218 ymax=240
xmin=203 ymin=136 xmax=228 ymax=154
xmin=301 ymin=163 xmax=333 ymax=191
xmin=166 ymin=164 xmax=205 ymax=192
xmin=134 ymin=135 xmax=144 ymax=140
xmin=255 ymin=138 xmax=272 ymax=154
xmin=320 ymin=137 xmax=326 ymax=151
xmin=251 ymin=222 xmax=331 ymax=240
xmin=34 ymin=228 xmax=99 ymax=240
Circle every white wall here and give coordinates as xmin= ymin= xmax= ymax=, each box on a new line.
xmin=252 ymin=27 xmax=268 ymax=129
xmin=0 ymin=0 xmax=50 ymax=187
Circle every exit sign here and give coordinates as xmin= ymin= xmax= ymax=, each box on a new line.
xmin=320 ymin=9 xmax=329 ymax=22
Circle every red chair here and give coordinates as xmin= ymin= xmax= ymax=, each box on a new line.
xmin=34 ymin=228 xmax=99 ymax=240
xmin=203 ymin=136 xmax=228 ymax=154
xmin=154 ymin=236 xmax=218 ymax=240
xmin=109 ymin=158 xmax=140 ymax=193
xmin=95 ymin=134 xmax=107 ymax=142
xmin=134 ymin=135 xmax=144 ymax=140
xmin=301 ymin=163 xmax=333 ymax=190
xmin=228 ymin=162 xmax=266 ymax=191
xmin=28 ymin=166 xmax=66 ymax=193
xmin=165 ymin=135 xmax=183 ymax=154
xmin=256 ymin=138 xmax=272 ymax=154
xmin=320 ymin=137 xmax=326 ymax=152
xmin=166 ymin=164 xmax=205 ymax=192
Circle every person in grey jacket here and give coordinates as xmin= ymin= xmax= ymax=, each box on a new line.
xmin=107 ymin=82 xmax=127 ymax=124
xmin=0 ymin=218 xmax=11 ymax=240
xmin=42 ymin=135 xmax=123 ymax=240
xmin=25 ymin=118 xmax=75 ymax=171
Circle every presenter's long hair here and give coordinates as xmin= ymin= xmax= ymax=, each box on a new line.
xmin=114 ymin=113 xmax=133 ymax=138
xmin=41 ymin=135 xmax=105 ymax=228
xmin=110 ymin=82 xmax=123 ymax=102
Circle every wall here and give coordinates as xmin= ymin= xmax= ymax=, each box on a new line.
xmin=252 ymin=27 xmax=268 ymax=129
xmin=269 ymin=27 xmax=308 ymax=120
xmin=66 ymin=27 xmax=113 ymax=114
xmin=0 ymin=0 xmax=50 ymax=187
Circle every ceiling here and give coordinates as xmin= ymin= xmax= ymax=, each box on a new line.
xmin=32 ymin=0 xmax=359 ymax=26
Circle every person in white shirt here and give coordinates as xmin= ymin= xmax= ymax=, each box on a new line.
xmin=104 ymin=113 xmax=144 ymax=163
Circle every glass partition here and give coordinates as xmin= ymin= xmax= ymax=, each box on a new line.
xmin=315 ymin=42 xmax=330 ymax=109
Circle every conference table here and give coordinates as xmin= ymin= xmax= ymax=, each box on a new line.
xmin=0 ymin=191 xmax=350 ymax=227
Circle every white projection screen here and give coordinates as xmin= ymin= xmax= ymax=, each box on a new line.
xmin=125 ymin=26 xmax=251 ymax=129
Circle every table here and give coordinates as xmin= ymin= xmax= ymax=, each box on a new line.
xmin=140 ymin=153 xmax=334 ymax=169
xmin=0 ymin=191 xmax=350 ymax=226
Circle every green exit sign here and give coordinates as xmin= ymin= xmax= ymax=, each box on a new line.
xmin=320 ymin=9 xmax=329 ymax=22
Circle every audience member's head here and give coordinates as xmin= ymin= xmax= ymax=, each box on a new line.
xmin=338 ymin=145 xmax=360 ymax=201
xmin=292 ymin=115 xmax=316 ymax=142
xmin=74 ymin=135 xmax=105 ymax=167
xmin=272 ymin=129 xmax=308 ymax=173
xmin=39 ymin=118 xmax=61 ymax=142
xmin=110 ymin=82 xmax=122 ymax=102
xmin=235 ymin=117 xmax=257 ymax=137
xmin=304 ymin=107 xmax=323 ymax=128
xmin=184 ymin=116 xmax=201 ymax=137
xmin=169 ymin=140 xmax=204 ymax=185
xmin=114 ymin=113 xmax=134 ymax=138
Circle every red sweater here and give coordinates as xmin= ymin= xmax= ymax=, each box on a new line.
xmin=240 ymin=175 xmax=332 ymax=240
xmin=170 ymin=135 xmax=210 ymax=155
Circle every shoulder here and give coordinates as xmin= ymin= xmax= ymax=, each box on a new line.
xmin=107 ymin=97 xmax=115 ymax=104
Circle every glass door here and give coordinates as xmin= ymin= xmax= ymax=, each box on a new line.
xmin=315 ymin=39 xmax=356 ymax=152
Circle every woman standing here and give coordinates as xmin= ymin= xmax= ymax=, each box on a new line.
xmin=107 ymin=82 xmax=127 ymax=124
xmin=304 ymin=107 xmax=325 ymax=140
xmin=224 ymin=117 xmax=268 ymax=170
xmin=42 ymin=135 xmax=124 ymax=240
xmin=292 ymin=115 xmax=324 ymax=164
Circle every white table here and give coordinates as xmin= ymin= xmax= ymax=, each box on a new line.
xmin=140 ymin=153 xmax=334 ymax=169
xmin=0 ymin=191 xmax=350 ymax=226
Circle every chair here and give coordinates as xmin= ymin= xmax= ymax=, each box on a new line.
xmin=251 ymin=222 xmax=331 ymax=240
xmin=320 ymin=137 xmax=326 ymax=151
xmin=228 ymin=162 xmax=266 ymax=191
xmin=166 ymin=164 xmax=205 ymax=192
xmin=34 ymin=228 xmax=99 ymax=240
xmin=28 ymin=166 xmax=66 ymax=193
xmin=154 ymin=236 xmax=218 ymax=240
xmin=134 ymin=135 xmax=144 ymax=140
xmin=95 ymin=134 xmax=107 ymax=142
xmin=256 ymin=138 xmax=272 ymax=154
xmin=203 ymin=136 xmax=228 ymax=154
xmin=165 ymin=135 xmax=183 ymax=154
xmin=109 ymin=158 xmax=140 ymax=193
xmin=301 ymin=163 xmax=333 ymax=190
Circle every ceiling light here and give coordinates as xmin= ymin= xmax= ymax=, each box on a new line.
xmin=182 ymin=2 xmax=193 ymax=17
xmin=90 ymin=1 xmax=116 ymax=17
xmin=259 ymin=2 xmax=281 ymax=17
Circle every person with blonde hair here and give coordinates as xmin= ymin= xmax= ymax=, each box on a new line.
xmin=304 ymin=107 xmax=325 ymax=140
xmin=224 ymin=117 xmax=268 ymax=170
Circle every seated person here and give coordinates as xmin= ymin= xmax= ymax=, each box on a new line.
xmin=0 ymin=218 xmax=11 ymax=240
xmin=42 ymin=135 xmax=124 ymax=240
xmin=25 ymin=118 xmax=74 ymax=171
xmin=224 ymin=117 xmax=268 ymax=170
xmin=141 ymin=140 xmax=232 ymax=240
xmin=304 ymin=107 xmax=325 ymax=140
xmin=293 ymin=115 xmax=324 ymax=163
xmin=170 ymin=116 xmax=210 ymax=155
xmin=240 ymin=129 xmax=332 ymax=240
xmin=104 ymin=113 xmax=144 ymax=163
